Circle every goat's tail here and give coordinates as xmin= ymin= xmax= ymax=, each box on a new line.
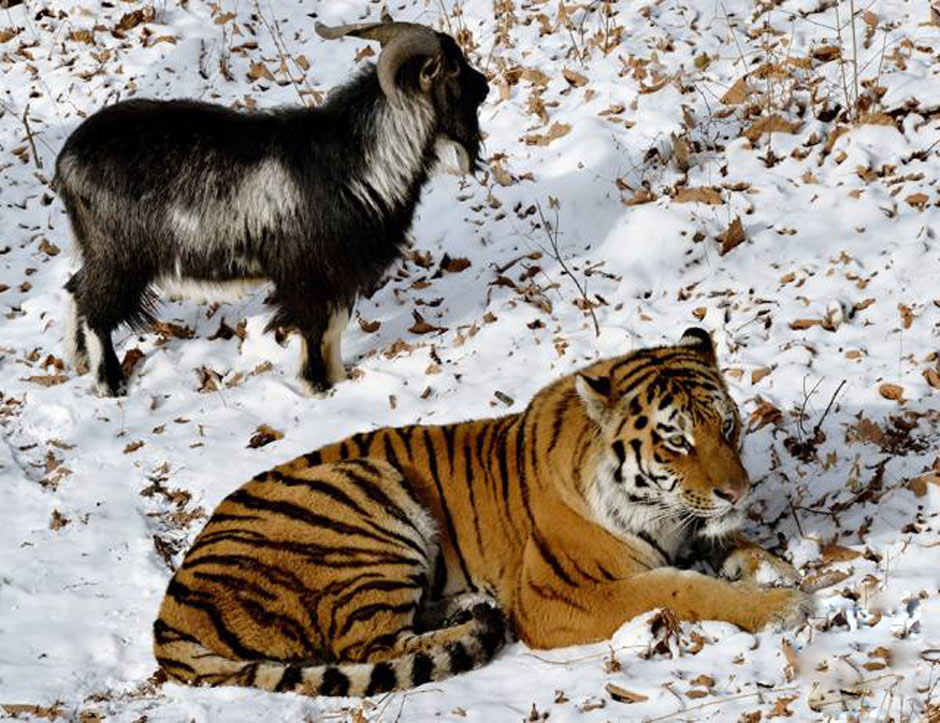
xmin=155 ymin=603 xmax=506 ymax=697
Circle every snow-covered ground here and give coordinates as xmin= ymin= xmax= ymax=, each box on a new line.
xmin=1 ymin=0 xmax=939 ymax=720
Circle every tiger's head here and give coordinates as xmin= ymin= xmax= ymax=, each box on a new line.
xmin=575 ymin=328 xmax=747 ymax=544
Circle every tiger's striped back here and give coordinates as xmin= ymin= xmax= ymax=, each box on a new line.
xmin=154 ymin=458 xmax=506 ymax=695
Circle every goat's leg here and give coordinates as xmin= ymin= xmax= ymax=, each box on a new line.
xmin=297 ymin=312 xmax=331 ymax=396
xmin=85 ymin=322 xmax=125 ymax=397
xmin=66 ymin=262 xmax=153 ymax=396
xmin=321 ymin=306 xmax=350 ymax=385
xmin=65 ymin=293 xmax=90 ymax=375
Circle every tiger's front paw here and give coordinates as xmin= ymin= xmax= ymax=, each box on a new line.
xmin=721 ymin=546 xmax=801 ymax=588
xmin=767 ymin=587 xmax=815 ymax=632
xmin=739 ymin=586 xmax=814 ymax=633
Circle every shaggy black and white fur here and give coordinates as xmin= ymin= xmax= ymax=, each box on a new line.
xmin=56 ymin=31 xmax=488 ymax=396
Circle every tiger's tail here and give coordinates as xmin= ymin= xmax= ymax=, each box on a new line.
xmin=155 ymin=602 xmax=506 ymax=697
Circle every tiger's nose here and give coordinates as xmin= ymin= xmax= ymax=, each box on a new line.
xmin=714 ymin=486 xmax=745 ymax=505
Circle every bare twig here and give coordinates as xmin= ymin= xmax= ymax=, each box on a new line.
xmin=796 ymin=376 xmax=824 ymax=438
xmin=849 ymin=0 xmax=860 ymax=116
xmin=646 ymin=686 xmax=801 ymax=722
xmin=788 ymin=498 xmax=806 ymax=537
xmin=21 ymin=104 xmax=43 ymax=170
xmin=812 ymin=379 xmax=846 ymax=438
xmin=535 ymin=202 xmax=600 ymax=337
xmin=255 ymin=1 xmax=315 ymax=106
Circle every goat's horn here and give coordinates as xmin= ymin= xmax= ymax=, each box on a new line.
xmin=315 ymin=21 xmax=441 ymax=102
xmin=376 ymin=29 xmax=442 ymax=101
xmin=314 ymin=21 xmax=429 ymax=46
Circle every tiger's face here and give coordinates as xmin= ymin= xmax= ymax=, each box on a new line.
xmin=576 ymin=328 xmax=748 ymax=545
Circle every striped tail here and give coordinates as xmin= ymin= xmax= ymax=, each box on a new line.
xmin=155 ymin=603 xmax=506 ymax=697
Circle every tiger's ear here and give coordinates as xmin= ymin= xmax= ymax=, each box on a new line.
xmin=575 ymin=373 xmax=612 ymax=423
xmin=679 ymin=327 xmax=716 ymax=361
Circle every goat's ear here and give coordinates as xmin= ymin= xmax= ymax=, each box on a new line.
xmin=419 ymin=55 xmax=442 ymax=92
xmin=678 ymin=327 xmax=716 ymax=361
xmin=575 ymin=373 xmax=612 ymax=424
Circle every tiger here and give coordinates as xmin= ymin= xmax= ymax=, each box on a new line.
xmin=154 ymin=327 xmax=812 ymax=697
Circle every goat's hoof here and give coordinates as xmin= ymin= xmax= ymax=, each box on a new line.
xmin=299 ymin=378 xmax=332 ymax=399
xmin=94 ymin=377 xmax=127 ymax=397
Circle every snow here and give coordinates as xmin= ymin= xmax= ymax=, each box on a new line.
xmin=1 ymin=0 xmax=939 ymax=720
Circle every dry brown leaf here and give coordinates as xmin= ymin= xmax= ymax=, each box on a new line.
xmin=748 ymin=398 xmax=783 ymax=431
xmin=743 ymin=115 xmax=802 ymax=142
xmin=721 ymin=75 xmax=753 ymax=105
xmin=924 ymin=368 xmax=940 ymax=389
xmin=686 ymin=689 xmax=709 ymax=699
xmin=117 ymin=7 xmax=155 ymax=31
xmin=878 ymin=383 xmax=904 ymax=401
xmin=821 ymin=544 xmax=862 ymax=563
xmin=624 ymin=189 xmax=656 ymax=206
xmin=673 ymin=134 xmax=691 ymax=171
xmin=907 ymin=471 xmax=940 ymax=496
xmin=906 ymin=192 xmax=929 ymax=210
xmin=898 ymin=304 xmax=914 ymax=329
xmin=123 ymin=440 xmax=145 ymax=454
xmin=845 ymin=417 xmax=887 ymax=447
xmin=859 ymin=112 xmax=894 ymax=126
xmin=358 ymin=318 xmax=381 ymax=333
xmin=772 ymin=695 xmax=798 ymax=717
xmin=145 ymin=35 xmax=178 ymax=47
xmin=673 ymin=187 xmax=722 ymax=205
xmin=717 ymin=217 xmax=746 ymax=255
xmin=812 ymin=45 xmax=842 ymax=62
xmin=521 ymin=68 xmax=550 ymax=87
xmin=247 ymin=61 xmax=274 ymax=82
xmin=789 ymin=319 xmax=821 ymax=330
xmin=605 ymin=683 xmax=648 ymax=704
xmin=751 ymin=367 xmax=772 ymax=384
xmin=491 ymin=161 xmax=514 ymax=186
xmin=563 ymin=68 xmax=588 ymax=87
xmin=121 ymin=348 xmax=145 ymax=378
xmin=638 ymin=76 xmax=671 ymax=94
xmin=0 ymin=27 xmax=23 ymax=43
xmin=690 ymin=674 xmax=715 ymax=688
xmin=23 ymin=374 xmax=68 ymax=386
xmin=440 ymin=255 xmax=471 ymax=273
xmin=38 ymin=238 xmax=60 ymax=256
xmin=197 ymin=367 xmax=223 ymax=393
xmin=524 ymin=122 xmax=571 ymax=147
xmin=152 ymin=321 xmax=195 ymax=340
xmin=408 ymin=310 xmax=444 ymax=335
xmin=69 ymin=29 xmax=94 ymax=44
xmin=801 ymin=568 xmax=851 ymax=592
xmin=49 ymin=509 xmax=70 ymax=531
xmin=248 ymin=424 xmax=283 ymax=449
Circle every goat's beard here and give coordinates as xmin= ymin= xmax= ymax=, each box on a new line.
xmin=435 ymin=133 xmax=482 ymax=175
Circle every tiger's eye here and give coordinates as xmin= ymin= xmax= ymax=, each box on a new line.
xmin=669 ymin=435 xmax=687 ymax=448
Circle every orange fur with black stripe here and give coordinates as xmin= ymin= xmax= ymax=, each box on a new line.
xmin=154 ymin=328 xmax=811 ymax=696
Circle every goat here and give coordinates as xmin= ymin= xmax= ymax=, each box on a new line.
xmin=56 ymin=20 xmax=489 ymax=396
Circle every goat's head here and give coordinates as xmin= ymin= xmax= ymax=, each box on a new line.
xmin=316 ymin=20 xmax=489 ymax=172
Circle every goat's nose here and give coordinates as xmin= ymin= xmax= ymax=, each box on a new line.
xmin=714 ymin=486 xmax=744 ymax=505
